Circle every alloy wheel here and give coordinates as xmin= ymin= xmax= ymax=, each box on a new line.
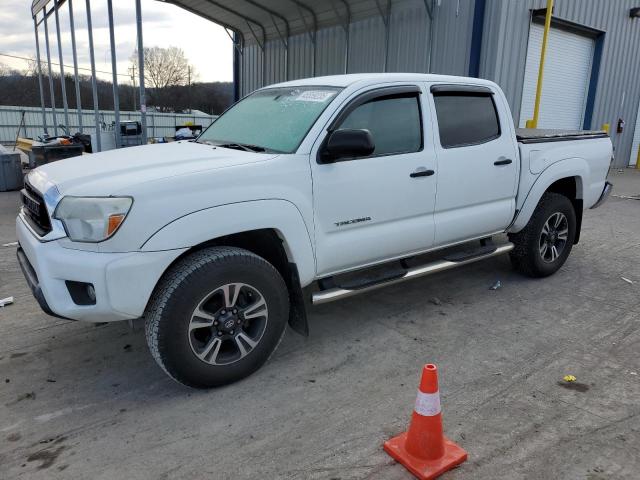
xmin=188 ymin=283 xmax=268 ymax=365
xmin=539 ymin=212 xmax=569 ymax=263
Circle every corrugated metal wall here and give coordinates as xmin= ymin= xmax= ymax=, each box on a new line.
xmin=239 ymin=0 xmax=476 ymax=97
xmin=0 ymin=106 xmax=215 ymax=144
xmin=430 ymin=0 xmax=475 ymax=75
xmin=480 ymin=0 xmax=640 ymax=167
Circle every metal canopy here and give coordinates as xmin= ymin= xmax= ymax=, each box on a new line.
xmin=158 ymin=0 xmax=394 ymax=44
xmin=32 ymin=0 xmax=57 ymax=17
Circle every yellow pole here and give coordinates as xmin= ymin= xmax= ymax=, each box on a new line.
xmin=636 ymin=144 xmax=640 ymax=169
xmin=527 ymin=0 xmax=554 ymax=129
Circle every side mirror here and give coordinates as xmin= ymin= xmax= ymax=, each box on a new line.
xmin=321 ymin=129 xmax=375 ymax=163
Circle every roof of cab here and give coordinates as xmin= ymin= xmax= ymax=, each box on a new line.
xmin=269 ymin=73 xmax=497 ymax=90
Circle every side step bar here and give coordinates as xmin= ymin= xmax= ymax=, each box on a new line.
xmin=312 ymin=243 xmax=514 ymax=305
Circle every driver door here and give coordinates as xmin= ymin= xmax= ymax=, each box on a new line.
xmin=310 ymin=84 xmax=438 ymax=276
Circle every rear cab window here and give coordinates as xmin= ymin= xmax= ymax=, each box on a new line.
xmin=431 ymin=85 xmax=501 ymax=148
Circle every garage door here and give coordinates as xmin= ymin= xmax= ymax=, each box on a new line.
xmin=631 ymin=99 xmax=640 ymax=166
xmin=519 ymin=23 xmax=595 ymax=129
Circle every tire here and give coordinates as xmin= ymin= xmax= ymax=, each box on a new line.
xmin=145 ymin=246 xmax=289 ymax=389
xmin=508 ymin=192 xmax=576 ymax=278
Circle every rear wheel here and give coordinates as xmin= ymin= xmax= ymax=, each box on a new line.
xmin=145 ymin=247 xmax=289 ymax=388
xmin=508 ymin=192 xmax=576 ymax=277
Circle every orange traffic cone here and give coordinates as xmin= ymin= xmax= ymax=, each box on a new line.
xmin=384 ymin=364 xmax=467 ymax=480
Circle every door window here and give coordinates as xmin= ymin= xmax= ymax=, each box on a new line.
xmin=433 ymin=93 xmax=500 ymax=148
xmin=337 ymin=94 xmax=423 ymax=157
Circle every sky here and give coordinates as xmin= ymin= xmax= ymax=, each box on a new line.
xmin=0 ymin=0 xmax=233 ymax=84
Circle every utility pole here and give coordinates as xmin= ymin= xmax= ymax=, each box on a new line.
xmin=129 ymin=64 xmax=137 ymax=111
xmin=187 ymin=65 xmax=192 ymax=114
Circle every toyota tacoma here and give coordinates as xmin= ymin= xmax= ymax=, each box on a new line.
xmin=16 ymin=74 xmax=613 ymax=388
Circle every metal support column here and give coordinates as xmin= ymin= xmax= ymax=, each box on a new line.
xmin=43 ymin=12 xmax=58 ymax=135
xmin=53 ymin=0 xmax=70 ymax=131
xmin=226 ymin=28 xmax=243 ymax=97
xmin=136 ymin=0 xmax=148 ymax=144
xmin=107 ymin=0 xmax=121 ymax=147
xmin=68 ymin=0 xmax=83 ymax=132
xmin=226 ymin=28 xmax=244 ymax=99
xmin=33 ymin=16 xmax=48 ymax=134
xmin=85 ymin=0 xmax=101 ymax=151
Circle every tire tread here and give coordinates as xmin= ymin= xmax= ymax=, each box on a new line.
xmin=509 ymin=192 xmax=575 ymax=278
xmin=144 ymin=246 xmax=288 ymax=388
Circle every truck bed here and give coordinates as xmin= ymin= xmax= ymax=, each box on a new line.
xmin=516 ymin=128 xmax=608 ymax=144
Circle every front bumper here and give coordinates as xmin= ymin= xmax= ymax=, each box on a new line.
xmin=16 ymin=247 xmax=63 ymax=319
xmin=16 ymin=215 xmax=186 ymax=322
xmin=590 ymin=181 xmax=613 ymax=209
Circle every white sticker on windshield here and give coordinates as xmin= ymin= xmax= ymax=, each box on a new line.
xmin=295 ymin=90 xmax=335 ymax=103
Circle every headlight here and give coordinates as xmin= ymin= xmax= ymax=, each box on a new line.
xmin=53 ymin=197 xmax=133 ymax=242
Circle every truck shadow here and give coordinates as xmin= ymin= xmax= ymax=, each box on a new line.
xmin=4 ymin=253 xmax=527 ymax=411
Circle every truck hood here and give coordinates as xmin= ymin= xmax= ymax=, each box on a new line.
xmin=28 ymin=141 xmax=276 ymax=196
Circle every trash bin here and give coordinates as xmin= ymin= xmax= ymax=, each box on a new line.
xmin=0 ymin=152 xmax=24 ymax=192
xmin=31 ymin=144 xmax=84 ymax=168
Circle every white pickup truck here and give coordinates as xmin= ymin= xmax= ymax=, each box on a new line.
xmin=16 ymin=73 xmax=612 ymax=388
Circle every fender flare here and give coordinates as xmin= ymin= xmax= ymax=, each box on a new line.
xmin=508 ymin=157 xmax=587 ymax=233
xmin=141 ymin=199 xmax=316 ymax=286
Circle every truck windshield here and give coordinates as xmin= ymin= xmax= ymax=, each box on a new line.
xmin=197 ymin=86 xmax=342 ymax=154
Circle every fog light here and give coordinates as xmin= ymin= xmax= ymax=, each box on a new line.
xmin=86 ymin=284 xmax=96 ymax=302
xmin=65 ymin=281 xmax=97 ymax=306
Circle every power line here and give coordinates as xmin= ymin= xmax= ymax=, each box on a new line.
xmin=0 ymin=52 xmax=131 ymax=78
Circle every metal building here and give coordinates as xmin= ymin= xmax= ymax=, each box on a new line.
xmin=167 ymin=0 xmax=640 ymax=168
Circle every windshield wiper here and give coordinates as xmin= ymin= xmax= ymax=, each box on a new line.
xmin=216 ymin=143 xmax=266 ymax=153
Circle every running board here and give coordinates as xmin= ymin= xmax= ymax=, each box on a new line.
xmin=311 ymin=243 xmax=514 ymax=305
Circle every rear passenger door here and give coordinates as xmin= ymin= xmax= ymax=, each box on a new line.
xmin=428 ymin=84 xmax=519 ymax=246
xmin=311 ymin=85 xmax=437 ymax=276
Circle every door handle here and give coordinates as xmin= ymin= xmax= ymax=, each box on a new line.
xmin=410 ymin=169 xmax=435 ymax=178
xmin=494 ymin=159 xmax=513 ymax=166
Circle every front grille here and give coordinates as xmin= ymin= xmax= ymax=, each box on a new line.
xmin=21 ymin=182 xmax=52 ymax=236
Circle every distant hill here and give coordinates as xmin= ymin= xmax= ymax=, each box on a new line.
xmin=0 ymin=71 xmax=233 ymax=115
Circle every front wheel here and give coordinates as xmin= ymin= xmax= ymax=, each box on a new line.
xmin=145 ymin=247 xmax=289 ymax=388
xmin=508 ymin=192 xmax=576 ymax=278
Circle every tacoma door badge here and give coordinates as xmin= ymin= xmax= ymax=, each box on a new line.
xmin=334 ymin=216 xmax=372 ymax=227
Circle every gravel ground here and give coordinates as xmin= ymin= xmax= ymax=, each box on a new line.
xmin=0 ymin=169 xmax=639 ymax=480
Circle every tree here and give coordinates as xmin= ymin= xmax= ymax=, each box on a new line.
xmin=24 ymin=56 xmax=40 ymax=77
xmin=130 ymin=46 xmax=194 ymax=89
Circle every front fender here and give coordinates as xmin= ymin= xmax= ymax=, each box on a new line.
xmin=509 ymin=157 xmax=587 ymax=233
xmin=141 ymin=200 xmax=316 ymax=286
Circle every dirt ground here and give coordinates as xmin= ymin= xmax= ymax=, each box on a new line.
xmin=0 ymin=169 xmax=639 ymax=479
